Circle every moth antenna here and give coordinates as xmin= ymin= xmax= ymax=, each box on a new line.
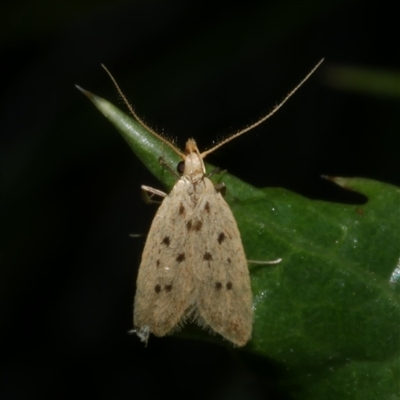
xmin=101 ymin=64 xmax=184 ymax=158
xmin=201 ymin=58 xmax=324 ymax=158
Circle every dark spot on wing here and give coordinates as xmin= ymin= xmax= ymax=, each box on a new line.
xmin=179 ymin=203 xmax=185 ymax=215
xmin=176 ymin=253 xmax=186 ymax=263
xmin=203 ymin=252 xmax=213 ymax=261
xmin=162 ymin=236 xmax=170 ymax=246
xmin=156 ymin=260 xmax=160 ymax=267
xmin=227 ymin=258 xmax=231 ymax=264
xmin=154 ymin=284 xmax=161 ymax=294
xmin=193 ymin=220 xmax=202 ymax=231
xmin=187 ymin=219 xmax=202 ymax=232
xmin=165 ymin=284 xmax=173 ymax=292
xmin=226 ymin=282 xmax=233 ymax=290
xmin=215 ymin=282 xmax=222 ymax=290
xmin=204 ymin=202 xmax=210 ymax=213
xmin=218 ymin=232 xmax=225 ymax=244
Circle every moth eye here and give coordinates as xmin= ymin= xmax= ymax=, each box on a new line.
xmin=177 ymin=161 xmax=185 ymax=174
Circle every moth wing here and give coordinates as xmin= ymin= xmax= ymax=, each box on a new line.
xmin=193 ymin=178 xmax=252 ymax=346
xmin=134 ymin=180 xmax=195 ymax=338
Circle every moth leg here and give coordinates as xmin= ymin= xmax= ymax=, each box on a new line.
xmin=128 ymin=327 xmax=150 ymax=346
xmin=207 ymin=167 xmax=226 ymax=178
xmin=214 ymin=182 xmax=226 ymax=197
xmin=141 ymin=185 xmax=167 ymax=204
xmin=128 ymin=233 xmax=144 ymax=238
xmin=247 ymin=258 xmax=283 ymax=265
xmin=207 ymin=168 xmax=227 ymax=195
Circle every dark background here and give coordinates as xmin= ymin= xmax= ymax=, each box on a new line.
xmin=1 ymin=2 xmax=398 ymax=399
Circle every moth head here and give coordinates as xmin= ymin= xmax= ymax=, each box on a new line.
xmin=182 ymin=139 xmax=206 ymax=182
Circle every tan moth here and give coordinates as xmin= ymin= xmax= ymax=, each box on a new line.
xmin=102 ymin=59 xmax=323 ymax=346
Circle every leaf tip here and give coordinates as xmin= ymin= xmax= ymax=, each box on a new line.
xmin=75 ymin=84 xmax=98 ymax=101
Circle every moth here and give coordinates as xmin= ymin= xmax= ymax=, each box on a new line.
xmin=101 ymin=59 xmax=323 ymax=346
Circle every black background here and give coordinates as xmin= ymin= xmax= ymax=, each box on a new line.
xmin=1 ymin=2 xmax=399 ymax=399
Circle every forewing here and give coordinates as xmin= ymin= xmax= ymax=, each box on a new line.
xmin=134 ymin=180 xmax=195 ymax=338
xmin=192 ymin=178 xmax=252 ymax=346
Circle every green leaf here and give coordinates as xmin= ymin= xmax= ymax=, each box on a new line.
xmin=77 ymin=86 xmax=400 ymax=400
